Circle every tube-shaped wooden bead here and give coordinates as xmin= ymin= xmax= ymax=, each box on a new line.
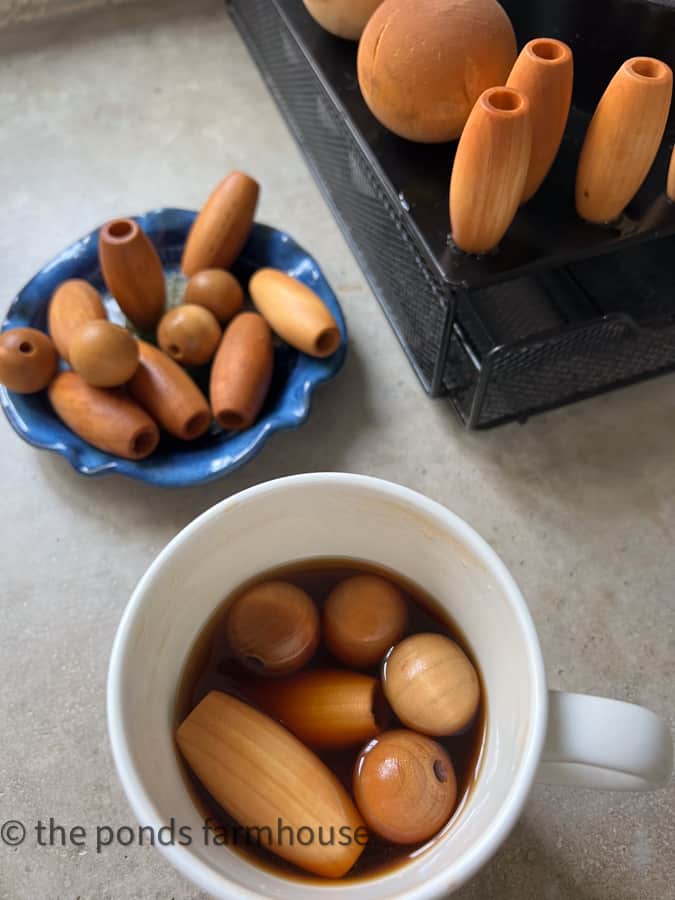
xmin=249 ymin=268 xmax=341 ymax=358
xmin=245 ymin=670 xmax=389 ymax=750
xmin=507 ymin=38 xmax=573 ymax=202
xmin=209 ymin=312 xmax=273 ymax=431
xmin=48 ymin=279 xmax=107 ymax=362
xmin=576 ymin=57 xmax=673 ymax=223
xmin=176 ymin=691 xmax=367 ymax=878
xmin=98 ymin=219 xmax=166 ymax=332
xmin=450 ymin=87 xmax=532 ymax=254
xmin=48 ymin=371 xmax=159 ymax=460
xmin=181 ymin=172 xmax=259 ymax=276
xmin=128 ymin=341 xmax=211 ymax=440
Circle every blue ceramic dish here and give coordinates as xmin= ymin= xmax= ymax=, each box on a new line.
xmin=0 ymin=209 xmax=347 ymax=487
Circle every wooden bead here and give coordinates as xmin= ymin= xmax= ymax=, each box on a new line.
xmin=0 ymin=328 xmax=58 ymax=394
xmin=48 ymin=279 xmax=107 ymax=362
xmin=576 ymin=57 xmax=673 ymax=223
xmin=157 ymin=305 xmax=221 ymax=367
xmin=98 ymin=218 xmax=166 ymax=332
xmin=323 ymin=574 xmax=407 ymax=667
xmin=353 ymin=730 xmax=457 ymax=844
xmin=382 ymin=633 xmax=480 ymax=735
xmin=183 ymin=269 xmax=244 ymax=324
xmin=128 ymin=341 xmax=211 ymax=441
xmin=667 ymin=145 xmax=675 ymax=203
xmin=245 ymin=670 xmax=390 ymax=750
xmin=303 ymin=0 xmax=383 ymax=40
xmin=249 ymin=268 xmax=341 ymax=358
xmin=69 ymin=321 xmax=139 ymax=387
xmin=450 ymin=86 xmax=532 ymax=254
xmin=225 ymin=580 xmax=319 ymax=676
xmin=506 ymin=38 xmax=573 ymax=203
xmin=177 ymin=692 xmax=366 ymax=878
xmin=181 ymin=172 xmax=259 ymax=277
xmin=48 ymin=371 xmax=159 ymax=460
xmin=209 ymin=312 xmax=273 ymax=431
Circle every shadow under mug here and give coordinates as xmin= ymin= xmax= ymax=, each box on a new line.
xmin=107 ymin=473 xmax=673 ymax=900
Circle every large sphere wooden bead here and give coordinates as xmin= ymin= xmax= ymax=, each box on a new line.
xmin=225 ymin=581 xmax=320 ymax=676
xmin=324 ymin=574 xmax=407 ymax=667
xmin=157 ymin=305 xmax=222 ymax=367
xmin=353 ymin=730 xmax=457 ymax=843
xmin=382 ymin=633 xmax=480 ymax=735
xmin=183 ymin=269 xmax=244 ymax=325
xmin=69 ymin=320 xmax=139 ymax=387
xmin=0 ymin=328 xmax=58 ymax=394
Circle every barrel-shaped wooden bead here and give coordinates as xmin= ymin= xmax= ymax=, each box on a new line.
xmin=0 ymin=328 xmax=58 ymax=394
xmin=48 ymin=371 xmax=159 ymax=459
xmin=181 ymin=172 xmax=259 ymax=277
xmin=129 ymin=341 xmax=211 ymax=440
xmin=176 ymin=691 xmax=367 ymax=878
xmin=507 ymin=38 xmax=573 ymax=202
xmin=99 ymin=219 xmax=166 ymax=331
xmin=209 ymin=312 xmax=273 ymax=431
xmin=249 ymin=268 xmax=341 ymax=358
xmin=48 ymin=279 xmax=107 ymax=362
xmin=576 ymin=57 xmax=673 ymax=223
xmin=450 ymin=87 xmax=532 ymax=254
xmin=667 ymin=145 xmax=675 ymax=202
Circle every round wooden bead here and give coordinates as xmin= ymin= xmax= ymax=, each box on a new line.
xmin=183 ymin=269 xmax=244 ymax=324
xmin=0 ymin=328 xmax=58 ymax=393
xmin=157 ymin=305 xmax=222 ymax=367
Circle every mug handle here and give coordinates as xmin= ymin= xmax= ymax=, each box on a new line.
xmin=536 ymin=691 xmax=673 ymax=791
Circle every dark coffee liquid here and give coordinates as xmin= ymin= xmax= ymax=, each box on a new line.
xmin=175 ymin=559 xmax=486 ymax=883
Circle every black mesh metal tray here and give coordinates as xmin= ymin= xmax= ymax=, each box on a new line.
xmin=227 ymin=0 xmax=675 ymax=427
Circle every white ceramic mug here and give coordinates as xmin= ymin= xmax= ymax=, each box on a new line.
xmin=107 ymin=474 xmax=673 ymax=899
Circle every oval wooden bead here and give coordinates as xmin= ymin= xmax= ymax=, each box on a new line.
xmin=48 ymin=371 xmax=159 ymax=459
xmin=382 ymin=633 xmax=480 ymax=736
xmin=225 ymin=580 xmax=319 ymax=676
xmin=249 ymin=268 xmax=341 ymax=358
xmin=183 ymin=269 xmax=244 ymax=324
xmin=576 ymin=57 xmax=673 ymax=223
xmin=48 ymin=279 xmax=107 ymax=362
xmin=0 ymin=328 xmax=58 ymax=394
xmin=450 ymin=87 xmax=531 ymax=254
xmin=98 ymin=218 xmax=166 ymax=332
xmin=181 ymin=172 xmax=260 ymax=277
xmin=246 ymin=670 xmax=390 ymax=750
xmin=176 ymin=691 xmax=367 ymax=878
xmin=128 ymin=341 xmax=211 ymax=441
xmin=157 ymin=305 xmax=222 ymax=366
xmin=666 ymin=144 xmax=675 ymax=202
xmin=506 ymin=38 xmax=573 ymax=203
xmin=209 ymin=312 xmax=273 ymax=431
xmin=69 ymin=320 xmax=139 ymax=387
xmin=353 ymin=730 xmax=457 ymax=844
xmin=324 ymin=574 xmax=408 ymax=668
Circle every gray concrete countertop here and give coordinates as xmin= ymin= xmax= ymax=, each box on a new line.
xmin=0 ymin=2 xmax=673 ymax=898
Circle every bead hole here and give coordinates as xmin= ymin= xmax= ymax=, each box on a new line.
xmin=433 ymin=760 xmax=448 ymax=783
xmin=631 ymin=59 xmax=662 ymax=78
xmin=19 ymin=341 xmax=34 ymax=354
xmin=107 ymin=220 xmax=134 ymax=239
xmin=486 ymin=89 xmax=522 ymax=112
xmin=131 ymin=429 xmax=156 ymax=456
xmin=184 ymin=411 xmax=210 ymax=438
xmin=314 ymin=327 xmax=341 ymax=356
xmin=531 ymin=40 xmax=563 ymax=61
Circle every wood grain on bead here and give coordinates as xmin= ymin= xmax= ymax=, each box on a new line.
xmin=576 ymin=57 xmax=673 ymax=223
xmin=69 ymin=321 xmax=139 ymax=387
xmin=48 ymin=371 xmax=159 ymax=459
xmin=225 ymin=580 xmax=319 ymax=676
xmin=157 ymin=305 xmax=221 ymax=367
xmin=666 ymin=145 xmax=675 ymax=202
xmin=181 ymin=172 xmax=259 ymax=277
xmin=0 ymin=328 xmax=58 ymax=394
xmin=176 ymin=691 xmax=367 ymax=878
xmin=323 ymin=574 xmax=408 ymax=667
xmin=506 ymin=38 xmax=573 ymax=202
xmin=128 ymin=341 xmax=211 ymax=440
xmin=183 ymin=269 xmax=244 ymax=324
xmin=48 ymin=279 xmax=107 ymax=362
xmin=450 ymin=87 xmax=532 ymax=254
xmin=209 ymin=312 xmax=273 ymax=431
xmin=98 ymin=218 xmax=166 ymax=331
xmin=382 ymin=633 xmax=480 ymax=735
xmin=245 ymin=670 xmax=389 ymax=750
xmin=249 ymin=268 xmax=341 ymax=358
xmin=353 ymin=730 xmax=457 ymax=843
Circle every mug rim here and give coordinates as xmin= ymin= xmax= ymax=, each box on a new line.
xmin=107 ymin=472 xmax=548 ymax=899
